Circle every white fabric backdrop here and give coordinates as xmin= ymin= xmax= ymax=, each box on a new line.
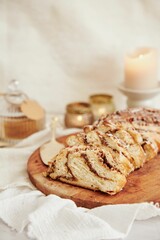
xmin=0 ymin=0 xmax=160 ymax=113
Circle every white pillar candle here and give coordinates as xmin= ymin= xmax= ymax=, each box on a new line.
xmin=124 ymin=47 xmax=158 ymax=90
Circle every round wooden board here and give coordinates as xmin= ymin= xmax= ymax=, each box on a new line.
xmin=27 ymin=135 xmax=160 ymax=209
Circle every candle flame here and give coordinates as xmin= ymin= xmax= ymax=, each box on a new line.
xmin=77 ymin=115 xmax=83 ymax=122
xmin=139 ymin=54 xmax=144 ymax=59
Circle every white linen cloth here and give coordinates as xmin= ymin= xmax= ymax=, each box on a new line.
xmin=0 ymin=127 xmax=160 ymax=240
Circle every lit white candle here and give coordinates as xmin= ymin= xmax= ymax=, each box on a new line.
xmin=125 ymin=47 xmax=158 ymax=90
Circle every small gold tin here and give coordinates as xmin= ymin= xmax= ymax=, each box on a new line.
xmin=89 ymin=94 xmax=115 ymax=120
xmin=65 ymin=102 xmax=94 ymax=128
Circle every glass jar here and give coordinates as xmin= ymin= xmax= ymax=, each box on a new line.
xmin=0 ymin=80 xmax=45 ymax=146
xmin=64 ymin=102 xmax=94 ymax=128
xmin=89 ymin=94 xmax=115 ymax=120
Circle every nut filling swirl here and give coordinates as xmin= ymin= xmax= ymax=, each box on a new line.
xmin=46 ymin=107 xmax=160 ymax=195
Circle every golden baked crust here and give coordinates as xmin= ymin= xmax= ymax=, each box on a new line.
xmin=48 ymin=145 xmax=127 ymax=195
xmin=46 ymin=108 xmax=160 ymax=195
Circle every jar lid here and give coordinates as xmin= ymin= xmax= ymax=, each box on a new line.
xmin=0 ymin=80 xmax=28 ymax=117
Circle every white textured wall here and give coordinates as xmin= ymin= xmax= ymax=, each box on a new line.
xmin=0 ymin=0 xmax=160 ymax=113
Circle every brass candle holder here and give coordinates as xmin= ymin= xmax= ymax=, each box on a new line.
xmin=89 ymin=94 xmax=115 ymax=120
xmin=65 ymin=102 xmax=94 ymax=128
